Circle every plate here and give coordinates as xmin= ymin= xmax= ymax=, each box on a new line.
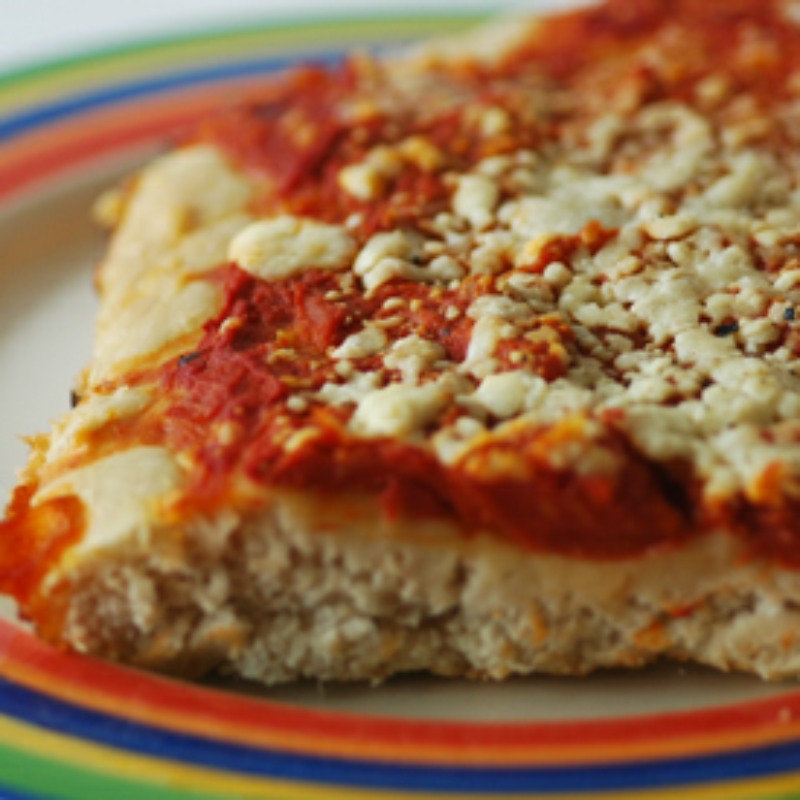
xmin=3 ymin=11 xmax=800 ymax=800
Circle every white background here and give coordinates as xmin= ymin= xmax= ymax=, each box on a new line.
xmin=0 ymin=0 xmax=568 ymax=75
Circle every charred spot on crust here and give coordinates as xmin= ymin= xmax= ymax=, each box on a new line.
xmin=178 ymin=351 xmax=203 ymax=366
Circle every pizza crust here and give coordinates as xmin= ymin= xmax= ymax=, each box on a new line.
xmin=31 ymin=447 xmax=800 ymax=683
xmin=50 ymin=487 xmax=800 ymax=683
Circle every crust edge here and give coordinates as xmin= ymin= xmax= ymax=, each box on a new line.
xmin=45 ymin=491 xmax=800 ymax=684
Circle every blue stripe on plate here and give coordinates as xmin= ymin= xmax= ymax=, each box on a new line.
xmin=0 ymin=788 xmax=46 ymax=800
xmin=0 ymin=676 xmax=799 ymax=793
xmin=0 ymin=51 xmax=346 ymax=142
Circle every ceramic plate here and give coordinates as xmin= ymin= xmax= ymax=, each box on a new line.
xmin=3 ymin=11 xmax=800 ymax=800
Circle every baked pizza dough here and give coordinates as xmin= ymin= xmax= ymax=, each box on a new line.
xmin=5 ymin=0 xmax=800 ymax=683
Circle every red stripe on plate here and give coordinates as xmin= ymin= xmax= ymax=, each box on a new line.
xmin=0 ymin=76 xmax=272 ymax=201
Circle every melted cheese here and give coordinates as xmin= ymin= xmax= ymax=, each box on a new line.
xmin=229 ymin=216 xmax=356 ymax=280
xmin=46 ymin=388 xmax=153 ymax=467
xmin=36 ymin=447 xmax=184 ymax=556
xmin=332 ymin=326 xmax=388 ymax=359
xmin=91 ymin=277 xmax=221 ymax=382
xmin=384 ymin=335 xmax=446 ymax=383
xmin=93 ymin=145 xmax=254 ymax=382
xmin=100 ymin=145 xmax=252 ymax=301
xmin=351 ymin=383 xmax=451 ymax=437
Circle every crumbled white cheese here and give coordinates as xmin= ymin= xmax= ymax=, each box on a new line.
xmin=229 ymin=216 xmax=356 ymax=280
xmin=467 ymin=294 xmax=531 ymax=321
xmin=644 ymin=214 xmax=698 ymax=240
xmin=475 ymin=154 xmax=514 ymax=178
xmin=339 ymin=161 xmax=387 ymax=201
xmin=453 ymin=174 xmax=500 ymax=230
xmin=427 ymin=255 xmax=465 ymax=281
xmin=331 ymin=326 xmax=388 ymax=359
xmin=542 ymin=261 xmax=572 ymax=288
xmin=338 ymin=137 xmax=444 ymax=200
xmin=558 ymin=274 xmax=602 ymax=317
xmin=359 ymin=257 xmax=414 ymax=292
xmin=474 ymin=371 xmax=545 ymax=419
xmin=93 ymin=69 xmax=800 ymax=504
xmin=502 ymin=272 xmax=554 ymax=310
xmin=636 ymin=103 xmax=713 ymax=191
xmin=701 ymin=244 xmax=758 ymax=293
xmin=502 ymin=175 xmax=632 ymax=239
xmin=316 ymin=370 xmax=382 ymax=406
xmin=464 ymin=316 xmax=511 ymax=377
xmin=350 ymin=383 xmax=450 ymax=438
xmin=353 ymin=231 xmax=464 ymax=292
xmin=353 ymin=230 xmax=421 ymax=287
xmin=469 ymin=231 xmax=515 ymax=275
xmin=384 ymin=335 xmax=446 ymax=383
xmin=286 ymin=396 xmax=309 ymax=413
xmin=520 ymin=379 xmax=594 ymax=424
xmin=397 ymin=135 xmax=446 ymax=171
xmin=614 ymin=407 xmax=699 ymax=461
xmin=339 ymin=144 xmax=403 ymax=199
xmin=738 ymin=317 xmax=781 ymax=351
xmin=609 ymin=269 xmax=701 ymax=345
xmin=673 ymin=328 xmax=737 ymax=367
xmin=702 ymin=151 xmax=773 ymax=209
xmin=473 ymin=105 xmax=512 ymax=137
xmin=775 ymin=269 xmax=800 ymax=292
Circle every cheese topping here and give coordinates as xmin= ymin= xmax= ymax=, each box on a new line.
xmin=350 ymin=382 xmax=451 ymax=438
xmin=46 ymin=388 xmax=153 ymax=467
xmin=92 ymin=145 xmax=255 ymax=382
xmin=91 ymin=277 xmax=221 ymax=383
xmin=229 ymin=216 xmax=356 ymax=280
xmin=36 ymin=447 xmax=183 ymax=554
xmin=99 ymin=145 xmax=253 ymax=300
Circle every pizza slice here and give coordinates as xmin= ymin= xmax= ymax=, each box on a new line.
xmin=5 ymin=0 xmax=800 ymax=684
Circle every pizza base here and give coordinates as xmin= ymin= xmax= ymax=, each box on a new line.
xmin=49 ymin=484 xmax=800 ymax=684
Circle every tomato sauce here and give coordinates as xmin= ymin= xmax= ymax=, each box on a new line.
xmin=0 ymin=485 xmax=84 ymax=609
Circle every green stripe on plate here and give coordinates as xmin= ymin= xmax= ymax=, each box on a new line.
xmin=0 ymin=13 xmax=486 ymax=91
xmin=0 ymin=743 xmax=238 ymax=800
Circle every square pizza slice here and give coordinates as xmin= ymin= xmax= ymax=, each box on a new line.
xmin=5 ymin=0 xmax=800 ymax=684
